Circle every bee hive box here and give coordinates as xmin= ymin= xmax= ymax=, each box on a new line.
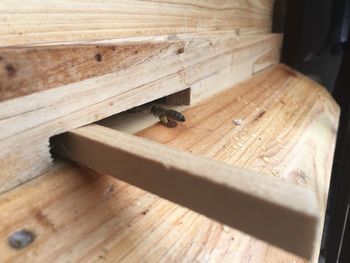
xmin=0 ymin=1 xmax=339 ymax=262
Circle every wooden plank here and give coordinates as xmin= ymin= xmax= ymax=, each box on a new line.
xmin=0 ymin=34 xmax=281 ymax=193
xmin=253 ymin=43 xmax=281 ymax=73
xmin=0 ymin=0 xmax=274 ymax=47
xmin=0 ymin=42 xmax=169 ymax=102
xmin=0 ymin=32 xmax=281 ymax=102
xmin=0 ymin=64 xmax=339 ymax=262
xmin=190 ymin=32 xmax=281 ymax=103
xmin=190 ymin=59 xmax=254 ymax=104
xmin=51 ymin=124 xmax=319 ymax=259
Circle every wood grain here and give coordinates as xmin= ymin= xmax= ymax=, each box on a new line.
xmin=52 ymin=124 xmax=319 ymax=259
xmin=0 ymin=34 xmax=281 ymax=193
xmin=134 ymin=64 xmax=340 ymax=262
xmin=0 ymin=64 xmax=339 ymax=262
xmin=0 ymin=32 xmax=281 ymax=102
xmin=0 ymin=42 xmax=167 ymax=102
xmin=0 ymin=0 xmax=274 ymax=47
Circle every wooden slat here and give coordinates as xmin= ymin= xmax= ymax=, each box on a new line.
xmin=0 ymin=32 xmax=281 ymax=102
xmin=0 ymin=64 xmax=339 ymax=262
xmin=0 ymin=0 xmax=273 ymax=47
xmin=0 ymin=34 xmax=281 ymax=194
xmin=0 ymin=42 xmax=168 ymax=102
xmin=52 ymin=124 xmax=319 ymax=259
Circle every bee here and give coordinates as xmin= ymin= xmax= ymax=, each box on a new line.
xmin=150 ymin=104 xmax=185 ymax=128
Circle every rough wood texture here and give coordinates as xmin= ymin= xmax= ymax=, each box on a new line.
xmin=135 ymin=64 xmax=339 ymax=262
xmin=0 ymin=34 xmax=281 ymax=193
xmin=0 ymin=32 xmax=281 ymax=102
xmin=52 ymin=124 xmax=319 ymax=259
xmin=0 ymin=0 xmax=274 ymax=47
xmin=0 ymin=43 xmax=163 ymax=101
xmin=0 ymin=64 xmax=339 ymax=262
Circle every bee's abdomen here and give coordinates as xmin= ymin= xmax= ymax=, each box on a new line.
xmin=165 ymin=110 xmax=185 ymax=122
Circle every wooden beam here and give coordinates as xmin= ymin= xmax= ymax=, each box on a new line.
xmin=52 ymin=124 xmax=318 ymax=259
xmin=0 ymin=34 xmax=281 ymax=193
xmin=0 ymin=0 xmax=274 ymax=47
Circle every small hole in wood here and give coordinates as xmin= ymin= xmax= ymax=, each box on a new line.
xmin=177 ymin=47 xmax=185 ymax=54
xmin=5 ymin=63 xmax=16 ymax=77
xmin=8 ymin=229 xmax=35 ymax=249
xmin=95 ymin=53 xmax=102 ymax=62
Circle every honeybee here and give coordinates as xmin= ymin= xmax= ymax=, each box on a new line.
xmin=150 ymin=104 xmax=185 ymax=128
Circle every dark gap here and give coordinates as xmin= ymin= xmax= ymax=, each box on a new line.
xmin=49 ymin=88 xmax=191 ymax=160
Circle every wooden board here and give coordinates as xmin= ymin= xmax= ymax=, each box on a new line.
xmin=0 ymin=0 xmax=274 ymax=47
xmin=0 ymin=64 xmax=339 ymax=262
xmin=0 ymin=33 xmax=281 ymax=194
xmin=0 ymin=32 xmax=281 ymax=102
xmin=51 ymin=124 xmax=318 ymax=259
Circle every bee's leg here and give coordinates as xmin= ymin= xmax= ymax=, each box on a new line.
xmin=159 ymin=115 xmax=177 ymax=128
xmin=159 ymin=114 xmax=168 ymax=125
xmin=167 ymin=119 xmax=177 ymax=128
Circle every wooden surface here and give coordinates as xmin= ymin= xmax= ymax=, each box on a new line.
xmin=0 ymin=33 xmax=281 ymax=194
xmin=0 ymin=32 xmax=281 ymax=102
xmin=0 ymin=0 xmax=273 ymax=47
xmin=52 ymin=124 xmax=318 ymax=259
xmin=0 ymin=65 xmax=339 ymax=262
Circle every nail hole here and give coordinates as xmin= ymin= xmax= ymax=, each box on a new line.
xmin=8 ymin=229 xmax=35 ymax=249
xmin=177 ymin=47 xmax=185 ymax=54
xmin=141 ymin=209 xmax=149 ymax=215
xmin=5 ymin=63 xmax=16 ymax=77
xmin=95 ymin=53 xmax=102 ymax=62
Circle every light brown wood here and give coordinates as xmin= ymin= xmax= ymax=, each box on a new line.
xmin=0 ymin=0 xmax=273 ymax=47
xmin=253 ymin=45 xmax=281 ymax=73
xmin=134 ymin=64 xmax=340 ymax=262
xmin=0 ymin=32 xmax=281 ymax=102
xmin=0 ymin=33 xmax=281 ymax=194
xmin=52 ymin=124 xmax=319 ymax=259
xmin=0 ymin=42 xmax=169 ymax=102
xmin=0 ymin=64 xmax=339 ymax=262
xmin=0 ymin=163 xmax=305 ymax=263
